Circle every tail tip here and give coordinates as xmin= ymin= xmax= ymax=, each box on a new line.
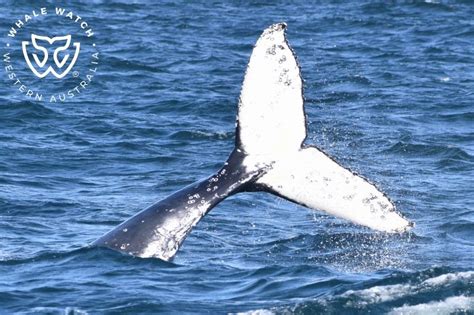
xmin=393 ymin=219 xmax=415 ymax=233
xmin=265 ymin=22 xmax=287 ymax=33
xmin=273 ymin=22 xmax=287 ymax=31
xmin=407 ymin=220 xmax=415 ymax=230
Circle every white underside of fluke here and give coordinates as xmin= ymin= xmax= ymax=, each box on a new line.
xmin=253 ymin=149 xmax=411 ymax=232
xmin=238 ymin=23 xmax=412 ymax=233
xmin=237 ymin=23 xmax=306 ymax=156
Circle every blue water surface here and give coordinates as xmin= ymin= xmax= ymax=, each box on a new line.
xmin=0 ymin=1 xmax=473 ymax=314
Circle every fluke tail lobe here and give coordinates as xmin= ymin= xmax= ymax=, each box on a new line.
xmin=93 ymin=23 xmax=412 ymax=261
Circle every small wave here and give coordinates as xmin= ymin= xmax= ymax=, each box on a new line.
xmin=0 ymin=101 xmax=60 ymax=121
xmin=440 ymin=220 xmax=474 ymax=235
xmin=347 ymin=74 xmax=372 ymax=85
xmin=244 ymin=269 xmax=474 ymax=314
xmin=413 ymin=0 xmax=457 ymax=11
xmin=318 ymin=91 xmax=362 ymax=104
xmin=423 ymin=271 xmax=474 ymax=286
xmin=437 ymin=111 xmax=474 ymax=123
xmin=233 ymin=310 xmax=275 ymax=315
xmin=385 ymin=142 xmax=472 ymax=161
xmin=341 ymin=271 xmax=474 ymax=306
xmin=0 ymin=246 xmax=177 ymax=268
xmin=388 ymin=295 xmax=474 ymax=315
xmin=169 ymin=130 xmax=233 ymax=141
xmin=102 ymin=55 xmax=161 ymax=73
xmin=19 ymin=306 xmax=89 ymax=315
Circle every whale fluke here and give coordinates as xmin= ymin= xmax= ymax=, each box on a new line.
xmin=93 ymin=23 xmax=412 ymax=261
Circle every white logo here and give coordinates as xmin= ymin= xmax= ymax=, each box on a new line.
xmin=3 ymin=7 xmax=99 ymax=103
xmin=22 ymin=34 xmax=81 ymax=79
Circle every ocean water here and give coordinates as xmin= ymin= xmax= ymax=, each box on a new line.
xmin=1 ymin=0 xmax=473 ymax=314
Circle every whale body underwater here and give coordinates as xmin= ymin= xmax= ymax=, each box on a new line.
xmin=93 ymin=23 xmax=413 ymax=261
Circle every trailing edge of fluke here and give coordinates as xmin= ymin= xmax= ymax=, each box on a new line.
xmin=93 ymin=23 xmax=413 ymax=261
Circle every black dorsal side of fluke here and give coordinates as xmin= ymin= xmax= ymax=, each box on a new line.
xmin=92 ymin=148 xmax=262 ymax=261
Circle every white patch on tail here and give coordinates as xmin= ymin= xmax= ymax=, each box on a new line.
xmin=237 ymin=23 xmax=306 ymax=157
xmin=257 ymin=148 xmax=410 ymax=232
xmin=237 ymin=23 xmax=412 ymax=233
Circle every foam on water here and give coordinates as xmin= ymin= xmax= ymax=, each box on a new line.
xmin=341 ymin=271 xmax=474 ymax=306
xmin=388 ymin=296 xmax=474 ymax=315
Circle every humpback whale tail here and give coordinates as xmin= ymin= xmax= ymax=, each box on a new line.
xmin=93 ymin=23 xmax=412 ymax=261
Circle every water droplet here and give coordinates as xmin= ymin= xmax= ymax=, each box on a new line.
xmin=122 ymin=228 xmax=128 ymax=233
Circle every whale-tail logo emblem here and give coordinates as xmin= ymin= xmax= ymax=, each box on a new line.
xmin=22 ymin=34 xmax=81 ymax=79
